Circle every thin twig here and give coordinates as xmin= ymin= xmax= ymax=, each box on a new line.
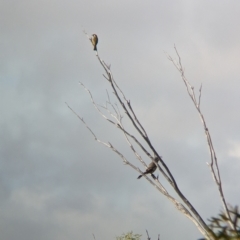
xmin=146 ymin=230 xmax=151 ymax=240
xmin=79 ymin=82 xmax=149 ymax=167
xmin=167 ymin=46 xmax=234 ymax=231
xmin=198 ymin=84 xmax=202 ymax=108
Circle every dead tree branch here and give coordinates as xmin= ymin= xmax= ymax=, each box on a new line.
xmin=70 ymin=32 xmax=224 ymax=239
xmin=166 ymin=45 xmax=234 ymax=231
xmin=94 ymin=51 xmax=210 ymax=238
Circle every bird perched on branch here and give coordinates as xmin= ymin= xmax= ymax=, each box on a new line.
xmin=137 ymin=156 xmax=159 ymax=179
xmin=91 ymin=34 xmax=98 ymax=51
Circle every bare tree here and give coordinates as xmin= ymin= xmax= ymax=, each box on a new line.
xmin=66 ymin=32 xmax=237 ymax=240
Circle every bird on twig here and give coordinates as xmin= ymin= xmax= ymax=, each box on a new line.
xmin=91 ymin=34 xmax=98 ymax=51
xmin=137 ymin=156 xmax=159 ymax=179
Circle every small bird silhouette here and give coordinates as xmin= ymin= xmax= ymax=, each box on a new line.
xmin=137 ymin=156 xmax=159 ymax=179
xmin=91 ymin=34 xmax=98 ymax=51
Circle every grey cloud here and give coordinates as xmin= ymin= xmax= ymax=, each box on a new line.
xmin=1 ymin=1 xmax=240 ymax=240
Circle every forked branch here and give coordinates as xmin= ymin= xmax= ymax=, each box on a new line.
xmin=94 ymin=50 xmax=210 ymax=238
xmin=72 ymin=32 xmax=223 ymax=239
xmin=167 ymin=46 xmax=234 ymax=231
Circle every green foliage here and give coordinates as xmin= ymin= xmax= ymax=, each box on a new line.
xmin=116 ymin=231 xmax=142 ymax=240
xmin=207 ymin=206 xmax=240 ymax=240
xmin=114 ymin=207 xmax=240 ymax=240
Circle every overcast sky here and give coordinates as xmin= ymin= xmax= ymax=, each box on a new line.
xmin=1 ymin=1 xmax=240 ymax=240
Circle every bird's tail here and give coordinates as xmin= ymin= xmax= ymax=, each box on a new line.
xmin=94 ymin=46 xmax=97 ymax=51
